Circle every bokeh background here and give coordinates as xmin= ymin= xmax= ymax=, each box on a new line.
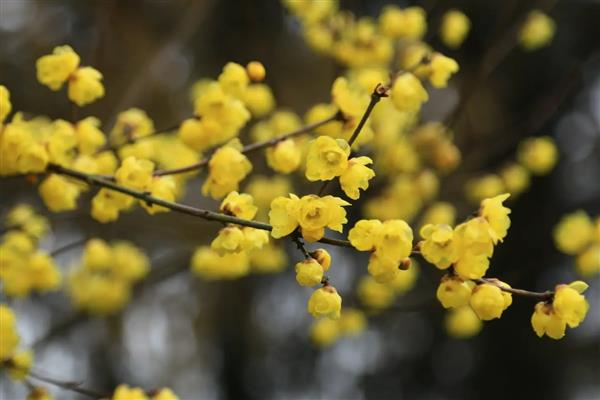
xmin=1 ymin=0 xmax=600 ymax=399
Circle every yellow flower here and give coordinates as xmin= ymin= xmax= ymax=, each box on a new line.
xmin=553 ymin=211 xmax=594 ymax=255
xmin=440 ymin=10 xmax=470 ymax=49
xmin=479 ymin=193 xmax=511 ymax=243
xmin=0 ymin=304 xmax=19 ymax=359
xmin=379 ymin=6 xmax=426 ymax=39
xmin=436 ymin=274 xmax=474 ymax=309
xmin=576 ymin=244 xmax=600 ymax=277
xmin=295 ymin=195 xmax=350 ymax=242
xmin=310 ymin=248 xmax=331 ymax=271
xmin=0 ymin=85 xmax=11 ymax=122
xmin=465 ymin=174 xmax=506 ymax=204
xmin=36 ymin=45 xmax=80 ymax=90
xmin=348 ymin=219 xmax=383 ymax=251
xmin=194 ymin=81 xmax=251 ymax=138
xmin=141 ymin=177 xmax=176 ymax=215
xmin=91 ymin=188 xmax=134 ymax=223
xmin=419 ymin=224 xmax=458 ymax=269
xmin=500 ymin=163 xmax=530 ymax=196
xmin=357 ymin=275 xmax=396 ymax=310
xmin=305 ymin=136 xmax=350 ymax=181
xmin=218 ymin=62 xmax=249 ymax=97
xmin=453 ymin=217 xmax=494 ymax=279
xmin=517 ymin=136 xmax=558 ymax=175
xmin=469 ymin=283 xmax=511 ymax=320
xmin=246 ymin=61 xmax=266 ymax=82
xmin=388 ymin=260 xmax=418 ymax=293
xmin=111 ymin=241 xmax=149 ymax=282
xmin=152 ymin=388 xmax=180 ymax=400
xmin=295 ymin=258 xmax=324 ymax=286
xmin=202 ymin=141 xmax=253 ymax=200
xmin=28 ymin=251 xmax=62 ymax=292
xmin=6 ymin=349 xmax=33 ymax=380
xmin=552 ymin=284 xmax=589 ymax=328
xmin=75 ymin=117 xmax=106 ymax=154
xmin=241 ymin=84 xmax=275 ymax=117
xmin=519 ymin=11 xmax=556 ymax=50
xmin=250 ymin=243 xmax=287 ymax=273
xmin=307 ymin=286 xmax=342 ymax=320
xmin=68 ymin=67 xmax=104 ymax=106
xmin=375 ymin=219 xmax=414 ymax=263
xmin=110 ymin=108 xmax=155 ymax=146
xmin=416 ymin=53 xmax=460 ymax=88
xmin=531 ymin=302 xmax=566 ymax=339
xmin=339 ymin=308 xmax=367 ymax=336
xmin=112 ymin=384 xmax=149 ymax=400
xmin=220 ymin=191 xmax=257 ymax=220
xmin=115 ymin=156 xmax=155 ymax=191
xmin=339 ymin=156 xmax=375 ymax=200
xmin=310 ymin=318 xmax=340 ymax=347
xmin=191 ymin=246 xmax=250 ymax=280
xmin=39 ymin=174 xmax=81 ymax=212
xmin=211 ymin=226 xmax=246 ymax=254
xmin=266 ymin=139 xmax=302 ymax=174
xmin=445 ymin=306 xmax=482 ymax=338
xmin=268 ymin=194 xmax=300 ymax=238
xmin=367 ymin=252 xmax=400 ymax=283
xmin=390 ymin=73 xmax=428 ymax=113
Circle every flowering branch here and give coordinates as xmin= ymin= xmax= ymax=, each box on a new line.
xmin=317 ymin=84 xmax=388 ymax=196
xmin=46 ymin=163 xmax=355 ymax=250
xmin=154 ymin=112 xmax=342 ymax=177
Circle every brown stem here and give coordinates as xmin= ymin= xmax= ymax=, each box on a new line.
xmin=474 ymin=278 xmax=554 ymax=301
xmin=46 ymin=164 xmax=363 ymax=250
xmin=27 ymin=369 xmax=107 ymax=399
xmin=50 ymin=237 xmax=89 ymax=257
xmin=154 ymin=112 xmax=341 ymax=177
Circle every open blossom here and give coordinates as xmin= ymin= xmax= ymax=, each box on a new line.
xmin=269 ymin=194 xmax=349 ymax=242
xmin=202 ymin=140 xmax=253 ymax=199
xmin=339 ymin=156 xmax=376 ymax=200
xmin=305 ymin=136 xmax=350 ymax=181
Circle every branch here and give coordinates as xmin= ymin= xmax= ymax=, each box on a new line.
xmin=46 ymin=164 xmax=360 ymax=250
xmin=154 ymin=112 xmax=342 ymax=177
xmin=474 ymin=278 xmax=554 ymax=301
xmin=50 ymin=237 xmax=89 ymax=257
xmin=27 ymin=369 xmax=107 ymax=399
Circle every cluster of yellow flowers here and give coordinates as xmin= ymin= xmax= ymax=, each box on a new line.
xmin=0 ymin=305 xmax=34 ymax=382
xmin=269 ymin=194 xmax=349 ymax=242
xmin=357 ymin=261 xmax=418 ymax=310
xmin=192 ymin=192 xmax=287 ymax=279
xmin=180 ymin=61 xmax=273 ymax=153
xmin=91 ymin=156 xmax=177 ymax=222
xmin=36 ymin=45 xmax=104 ymax=106
xmin=67 ymin=239 xmax=149 ymax=314
xmin=349 ymin=219 xmax=414 ymax=283
xmin=310 ymin=307 xmax=367 ymax=346
xmin=466 ymin=136 xmax=558 ymax=203
xmin=110 ymin=384 xmax=179 ymax=400
xmin=305 ymin=135 xmax=375 ymax=199
xmin=553 ymin=211 xmax=600 ymax=277
xmin=0 ymin=206 xmax=60 ymax=297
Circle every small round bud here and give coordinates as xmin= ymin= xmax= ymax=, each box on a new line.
xmin=246 ymin=61 xmax=266 ymax=82
xmin=310 ymin=248 xmax=331 ymax=271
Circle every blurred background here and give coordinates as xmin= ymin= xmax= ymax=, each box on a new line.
xmin=1 ymin=0 xmax=600 ymax=399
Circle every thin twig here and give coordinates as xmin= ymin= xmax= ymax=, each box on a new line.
xmin=317 ymin=84 xmax=388 ymax=196
xmin=474 ymin=278 xmax=554 ymax=300
xmin=154 ymin=112 xmax=341 ymax=177
xmin=50 ymin=237 xmax=89 ymax=257
xmin=28 ymin=369 xmax=107 ymax=399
